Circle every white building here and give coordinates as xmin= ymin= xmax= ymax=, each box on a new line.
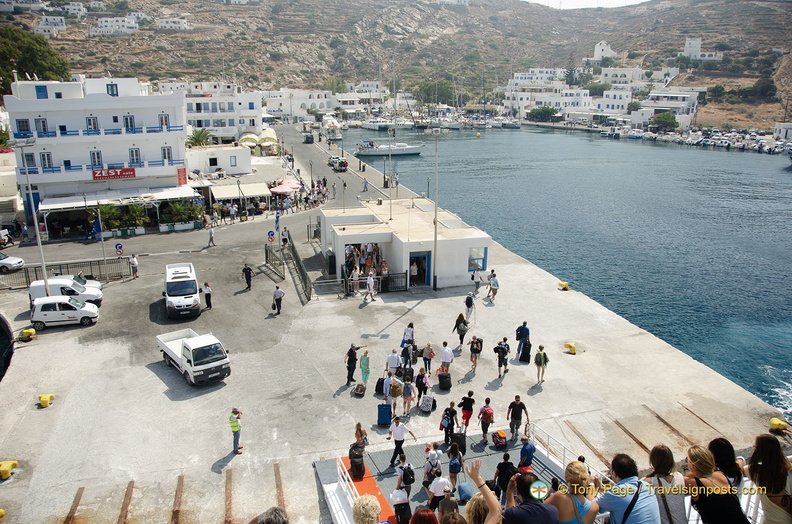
xmin=157 ymin=18 xmax=193 ymax=31
xmin=0 ymin=0 xmax=46 ymax=11
xmin=584 ymin=40 xmax=618 ymax=65
xmin=260 ymin=88 xmax=334 ymax=122
xmin=644 ymin=89 xmax=698 ymax=115
xmin=88 ymin=1 xmax=104 ymax=10
xmin=435 ymin=0 xmax=469 ymax=5
xmin=594 ymin=89 xmax=632 ymax=113
xmin=680 ymin=37 xmax=723 ymax=61
xmin=185 ymin=144 xmax=251 ymax=177
xmin=4 ymin=74 xmax=189 ymax=221
xmin=62 ymin=2 xmax=87 ymax=18
xmin=534 ymin=89 xmax=592 ymax=114
xmin=773 ymin=122 xmax=792 ymax=141
xmin=158 ymin=81 xmax=265 ymax=143
xmin=321 ymin=198 xmax=492 ymax=289
xmin=89 ymin=16 xmax=139 ymax=36
xmin=128 ymin=11 xmax=149 ymax=20
xmin=34 ymin=16 xmax=66 ymax=38
xmin=344 ymin=80 xmax=387 ymax=109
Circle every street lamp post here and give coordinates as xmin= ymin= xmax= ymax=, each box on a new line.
xmin=309 ymin=160 xmax=313 ymax=184
xmin=8 ymin=137 xmax=50 ymax=292
xmin=433 ymin=132 xmax=439 ymax=291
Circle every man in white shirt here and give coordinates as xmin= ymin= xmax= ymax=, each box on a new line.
xmin=387 ymin=417 xmax=417 ymax=467
xmin=272 ymin=285 xmax=285 ymax=315
xmin=428 ymin=470 xmax=452 ymax=510
xmin=489 ymin=274 xmax=500 ymax=302
xmin=440 ymin=342 xmax=454 ymax=373
xmin=385 ymin=348 xmax=402 ymax=375
xmin=472 ymin=266 xmax=484 ymax=293
xmin=363 ymin=272 xmax=375 ymax=302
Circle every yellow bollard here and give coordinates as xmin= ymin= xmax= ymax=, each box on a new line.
xmin=558 ymin=281 xmax=569 ymax=291
xmin=0 ymin=461 xmax=18 ymax=480
xmin=38 ymin=394 xmax=55 ymax=408
xmin=0 ymin=508 xmax=5 ymax=518
xmin=20 ymin=328 xmax=36 ymax=339
xmin=769 ymin=417 xmax=787 ymax=431
xmin=564 ymin=342 xmax=576 ymax=355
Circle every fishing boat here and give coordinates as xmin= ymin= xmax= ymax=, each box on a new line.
xmin=320 ymin=114 xmax=343 ymax=141
xmin=353 ymin=139 xmax=424 ymax=157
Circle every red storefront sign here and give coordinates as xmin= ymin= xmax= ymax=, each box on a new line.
xmin=92 ymin=168 xmax=136 ymax=180
xmin=177 ymin=167 xmax=187 ymax=185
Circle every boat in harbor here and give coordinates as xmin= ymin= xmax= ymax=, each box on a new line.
xmin=320 ymin=113 xmax=343 ymax=141
xmin=502 ymin=118 xmax=521 ymax=129
xmin=353 ymin=139 xmax=424 ymax=157
xmin=360 ymin=117 xmax=393 ymax=131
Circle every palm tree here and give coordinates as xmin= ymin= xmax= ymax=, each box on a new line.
xmin=187 ymin=128 xmax=214 ymax=147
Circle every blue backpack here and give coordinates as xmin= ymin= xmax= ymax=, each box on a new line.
xmin=449 ymin=454 xmax=461 ymax=474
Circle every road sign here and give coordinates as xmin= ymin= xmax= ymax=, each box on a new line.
xmin=115 ymin=243 xmax=123 ymax=250
xmin=268 ymin=230 xmax=275 ymax=237
xmin=268 ymin=234 xmax=275 ymax=243
xmin=116 ymin=248 xmax=124 ymax=256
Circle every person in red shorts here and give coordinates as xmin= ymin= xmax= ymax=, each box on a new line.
xmin=459 ymin=391 xmax=476 ymax=433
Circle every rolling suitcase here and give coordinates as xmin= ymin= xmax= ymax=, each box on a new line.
xmin=519 ymin=343 xmax=532 ymax=363
xmin=458 ymin=481 xmax=473 ymax=503
xmin=354 ymin=383 xmax=366 ymax=396
xmin=378 ymin=402 xmax=392 ymax=426
xmin=420 ymin=395 xmax=434 ymax=413
xmin=349 ymin=446 xmax=365 ymax=480
xmin=451 ymin=431 xmax=467 ymax=455
xmin=375 ymin=377 xmax=385 ymax=395
xmin=492 ymin=430 xmax=508 ymax=449
xmin=403 ymin=366 xmax=414 ymax=383
xmin=394 ymin=502 xmax=412 ymax=524
xmin=438 ymin=372 xmax=452 ymax=390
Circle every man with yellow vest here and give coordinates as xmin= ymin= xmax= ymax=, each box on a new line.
xmin=229 ymin=408 xmax=243 ymax=454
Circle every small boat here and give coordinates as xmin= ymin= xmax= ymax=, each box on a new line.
xmin=346 ymin=120 xmax=363 ymax=128
xmin=320 ymin=114 xmax=343 ymax=141
xmin=502 ymin=119 xmax=521 ymax=129
xmin=627 ymin=129 xmax=644 ymax=139
xmin=361 ymin=117 xmax=393 ymax=131
xmin=353 ymin=139 xmax=424 ymax=157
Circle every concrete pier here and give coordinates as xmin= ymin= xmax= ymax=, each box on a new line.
xmin=0 ymin=126 xmax=782 ymax=522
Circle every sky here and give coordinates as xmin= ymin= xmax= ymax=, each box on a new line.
xmin=524 ymin=0 xmax=649 ymax=9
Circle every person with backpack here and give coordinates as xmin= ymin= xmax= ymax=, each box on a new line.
xmin=400 ymin=343 xmax=413 ymax=370
xmin=440 ymin=401 xmax=459 ymax=445
xmin=423 ymin=450 xmax=442 ymax=496
xmin=534 ymin=345 xmax=549 ymax=384
xmin=494 ymin=453 xmax=519 ymax=506
xmin=478 ymin=397 xmax=495 ymax=442
xmin=447 ymin=442 xmax=465 ymax=492
xmin=453 ymin=313 xmax=469 ymax=347
xmin=396 ymin=454 xmax=416 ymax=497
xmin=389 ymin=374 xmax=404 ymax=415
xmin=494 ymin=338 xmax=510 ymax=378
xmin=415 ymin=367 xmax=430 ymax=402
xmin=402 ymin=376 xmax=415 ymax=416
xmin=464 ymin=292 xmax=475 ymax=320
xmin=467 ymin=335 xmax=482 ymax=372
xmin=515 ymin=321 xmax=531 ymax=360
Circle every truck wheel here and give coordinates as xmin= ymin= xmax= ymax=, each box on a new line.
xmin=32 ymin=321 xmax=45 ymax=331
xmin=80 ymin=317 xmax=92 ymax=326
xmin=184 ymin=371 xmax=195 ymax=386
xmin=163 ymin=353 xmax=172 ymax=367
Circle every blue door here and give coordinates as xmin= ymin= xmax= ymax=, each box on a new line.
xmin=409 ymin=251 xmax=432 ymax=286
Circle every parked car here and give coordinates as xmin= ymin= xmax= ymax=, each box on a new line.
xmin=30 ymin=296 xmax=99 ymax=330
xmin=28 ymin=277 xmax=104 ymax=308
xmin=0 ymin=252 xmax=24 ymax=273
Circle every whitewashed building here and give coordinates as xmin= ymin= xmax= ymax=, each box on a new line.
xmin=773 ymin=122 xmax=792 ymax=141
xmin=321 ymin=198 xmax=492 ymax=288
xmin=584 ymin=40 xmax=618 ymax=65
xmin=260 ymin=88 xmax=334 ymax=122
xmin=594 ymin=89 xmax=632 ymax=113
xmin=158 ymin=81 xmax=265 ymax=143
xmin=89 ymin=16 xmax=139 ymax=36
xmin=62 ymin=2 xmax=86 ymax=17
xmin=88 ymin=1 xmax=104 ymax=10
xmin=4 ymin=74 xmax=190 ymax=222
xmin=644 ymin=89 xmax=698 ymax=115
xmin=33 ymin=16 xmax=66 ymax=37
xmin=185 ymin=144 xmax=251 ymax=177
xmin=680 ymin=37 xmax=723 ymax=61
xmin=0 ymin=0 xmax=46 ymax=11
xmin=534 ymin=89 xmax=592 ymax=114
xmin=128 ymin=11 xmax=149 ymax=20
xmin=157 ymin=18 xmax=193 ymax=31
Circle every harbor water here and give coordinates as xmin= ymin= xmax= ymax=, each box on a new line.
xmin=344 ymin=126 xmax=792 ymax=418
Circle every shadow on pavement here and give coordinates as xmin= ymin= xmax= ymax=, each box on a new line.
xmin=211 ymin=451 xmax=237 ymax=474
xmin=145 ymin=362 xmax=227 ymax=401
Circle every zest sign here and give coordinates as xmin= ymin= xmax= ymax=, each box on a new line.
xmin=92 ymin=168 xmax=136 ymax=180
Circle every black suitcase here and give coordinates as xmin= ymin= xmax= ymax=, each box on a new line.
xmin=350 ymin=456 xmax=365 ymax=480
xmin=403 ymin=367 xmax=414 ymax=383
xmin=394 ymin=502 xmax=412 ymax=524
xmin=354 ymin=383 xmax=366 ymax=396
xmin=519 ymin=346 xmax=532 ymax=363
xmin=395 ymin=366 xmax=404 ymax=378
xmin=451 ymin=431 xmax=467 ymax=455
xmin=375 ymin=377 xmax=385 ymax=395
xmin=438 ymin=372 xmax=452 ymax=390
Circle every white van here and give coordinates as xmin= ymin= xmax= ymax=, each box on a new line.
xmin=30 ymin=296 xmax=99 ymax=330
xmin=28 ymin=277 xmax=104 ymax=308
xmin=163 ymin=263 xmax=201 ymax=318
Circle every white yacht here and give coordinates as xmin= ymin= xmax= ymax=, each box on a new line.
xmin=361 ymin=117 xmax=393 ymax=131
xmin=353 ymin=139 xmax=423 ymax=157
xmin=320 ymin=114 xmax=343 ymax=141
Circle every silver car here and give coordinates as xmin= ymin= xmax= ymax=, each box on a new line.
xmin=0 ymin=252 xmax=25 ymax=273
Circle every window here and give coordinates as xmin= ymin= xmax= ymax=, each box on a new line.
xmin=468 ymin=247 xmax=488 ymax=271
xmin=35 ymin=85 xmax=48 ymax=99
xmin=161 ymin=146 xmax=172 ymax=162
xmin=58 ymin=302 xmax=76 ymax=312
xmin=40 ymin=303 xmax=57 ymax=312
xmin=230 ymin=155 xmax=237 ymax=167
xmin=248 ymin=102 xmax=254 ymax=110
xmin=112 ymin=116 xmax=119 ymax=123
xmin=129 ymin=148 xmax=141 ymax=164
xmin=40 ymin=152 xmax=53 ymax=169
xmin=55 ymin=92 xmax=63 ymax=99
xmin=34 ymin=118 xmax=48 ymax=134
xmin=23 ymin=153 xmax=35 ymax=167
xmin=187 ymin=103 xmax=194 ymax=112
xmin=249 ymin=119 xmax=255 ymax=126
xmin=90 ymin=150 xmax=103 ymax=167
xmin=16 ymin=119 xmax=30 ymax=133
xmin=86 ymin=117 xmax=98 ymax=130
xmin=211 ymin=102 xmax=217 ymax=112
xmin=123 ymin=115 xmax=135 ymax=130
xmin=209 ymin=157 xmax=218 ymax=167
xmin=228 ymin=118 xmax=235 ymax=126
xmin=106 ymin=83 xmax=118 ymax=96
xmin=227 ymin=102 xmax=233 ymax=111
xmin=159 ymin=114 xmax=170 ymax=128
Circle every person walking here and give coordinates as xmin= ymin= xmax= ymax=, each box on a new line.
xmin=453 ymin=314 xmax=469 ymax=347
xmin=515 ymin=321 xmax=530 ymax=359
xmin=386 ymin=348 xmax=402 ymax=376
xmin=410 ymin=261 xmax=418 ymax=286
xmin=494 ymin=338 xmax=510 ymax=378
xmin=242 ymin=263 xmax=254 ymax=290
xmin=388 ymin=417 xmax=417 ymax=467
xmin=507 ymin=395 xmax=529 ymax=441
xmin=208 ymin=226 xmax=217 ymax=247
xmin=472 ymin=266 xmax=484 ymax=293
xmin=363 ymin=178 xmax=369 ymax=191
xmin=229 ymin=408 xmax=243 ymax=454
xmin=534 ymin=345 xmax=549 ymax=383
xmin=440 ymin=341 xmax=454 ymax=373
xmin=488 ymin=274 xmax=500 ymax=302
xmin=203 ymin=282 xmax=213 ymax=310
xmin=464 ymin=293 xmax=475 ymax=321
xmin=440 ymin=401 xmax=459 ymax=445
xmin=332 ymin=183 xmax=337 ymax=199
xmin=402 ymin=376 xmax=414 ymax=416
xmin=415 ymin=367 xmax=429 ymax=401
xmin=467 ymin=335 xmax=482 ymax=372
xmin=344 ymin=343 xmax=366 ymax=386
xmin=396 ymin=454 xmax=415 ymax=498
xmin=363 ymin=271 xmax=376 ymax=302
xmin=281 ymin=227 xmax=289 ymax=248
xmin=272 ymin=285 xmax=285 ymax=314
xmin=129 ymin=254 xmax=139 ymax=279
xmin=422 ymin=343 xmax=434 ymax=374
xmin=360 ymin=349 xmax=371 ymax=385
xmin=351 ymin=266 xmax=360 ymax=294
xmin=478 ymin=398 xmax=494 ymax=443
xmin=485 ymin=269 xmax=496 ymax=298
xmin=459 ymin=391 xmax=475 ymax=432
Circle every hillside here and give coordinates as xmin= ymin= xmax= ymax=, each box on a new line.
xmin=3 ymin=0 xmax=792 ymax=124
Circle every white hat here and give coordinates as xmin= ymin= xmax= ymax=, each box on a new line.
xmin=428 ymin=450 xmax=437 ymax=461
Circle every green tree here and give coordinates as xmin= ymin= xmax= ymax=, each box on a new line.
xmin=527 ymin=106 xmax=558 ymax=122
xmin=0 ymin=26 xmax=70 ymax=95
xmin=600 ymin=56 xmax=616 ymax=68
xmin=650 ymin=112 xmax=678 ymax=131
xmin=186 ymin=128 xmax=214 ymax=147
xmin=752 ymin=77 xmax=776 ymax=98
xmin=320 ymin=76 xmax=345 ymax=94
xmin=707 ymin=84 xmax=725 ymax=99
xmin=413 ymin=79 xmax=455 ymax=106
xmin=582 ymin=82 xmax=611 ymax=97
xmin=627 ymin=101 xmax=641 ymax=113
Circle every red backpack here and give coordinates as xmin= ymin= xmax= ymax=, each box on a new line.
xmin=481 ymin=406 xmax=494 ymax=423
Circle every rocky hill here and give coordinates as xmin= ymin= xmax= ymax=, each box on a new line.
xmin=5 ymin=0 xmax=792 ymax=102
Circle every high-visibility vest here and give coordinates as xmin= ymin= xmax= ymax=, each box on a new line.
xmin=229 ymin=413 xmax=240 ymax=432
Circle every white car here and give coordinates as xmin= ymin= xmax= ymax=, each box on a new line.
xmin=30 ymin=296 xmax=99 ymax=330
xmin=0 ymin=252 xmax=25 ymax=273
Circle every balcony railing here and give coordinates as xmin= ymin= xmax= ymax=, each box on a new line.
xmin=37 ymin=131 xmax=57 ymax=138
xmin=145 ymin=126 xmax=163 ymax=133
xmin=104 ymin=128 xmax=123 ymax=135
xmin=107 ymin=162 xmax=124 ymax=169
xmin=148 ymin=160 xmax=165 ymax=167
xmin=125 ymin=127 xmax=143 ymax=134
xmin=168 ymin=159 xmax=184 ymax=165
xmin=65 ymin=165 xmax=83 ymax=171
xmin=82 ymin=129 xmax=101 ymax=136
xmin=42 ymin=166 xmax=61 ymax=173
xmin=19 ymin=167 xmax=39 ymax=174
xmin=129 ymin=162 xmax=145 ymax=168
xmin=87 ymin=163 xmax=103 ymax=169
xmin=60 ymin=130 xmax=80 ymax=136
xmin=167 ymin=125 xmax=184 ymax=132
xmin=13 ymin=132 xmax=34 ymax=139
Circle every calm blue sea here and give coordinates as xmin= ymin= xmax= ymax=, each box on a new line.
xmin=345 ymin=126 xmax=792 ymax=417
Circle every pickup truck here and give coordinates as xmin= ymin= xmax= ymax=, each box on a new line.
xmin=156 ymin=329 xmax=231 ymax=386
xmin=330 ymin=157 xmax=348 ymax=172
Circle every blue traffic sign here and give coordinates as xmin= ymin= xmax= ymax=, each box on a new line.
xmin=115 ymin=243 xmax=123 ymax=250
xmin=267 ymin=230 xmax=275 ymax=237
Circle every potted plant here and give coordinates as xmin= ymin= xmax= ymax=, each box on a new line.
xmin=160 ymin=201 xmax=199 ymax=232
xmin=88 ymin=204 xmax=121 ymax=239
xmin=118 ymin=204 xmax=150 ymax=236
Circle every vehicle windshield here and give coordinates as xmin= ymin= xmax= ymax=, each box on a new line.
xmin=68 ymin=297 xmax=84 ymax=309
xmin=73 ymin=274 xmax=86 ymax=285
xmin=0 ymin=253 xmax=8 ymax=260
xmin=192 ymin=343 xmax=227 ymax=366
xmin=71 ymin=281 xmax=86 ymax=293
xmin=166 ymin=280 xmax=197 ymax=297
